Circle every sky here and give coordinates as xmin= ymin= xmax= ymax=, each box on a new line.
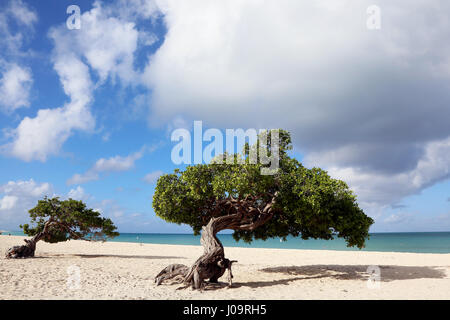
xmin=0 ymin=0 xmax=449 ymax=233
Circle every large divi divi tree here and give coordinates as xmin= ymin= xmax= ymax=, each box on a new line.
xmin=153 ymin=130 xmax=374 ymax=289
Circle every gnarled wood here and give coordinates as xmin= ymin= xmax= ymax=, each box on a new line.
xmin=6 ymin=233 xmax=43 ymax=258
xmin=5 ymin=217 xmax=55 ymax=259
xmin=154 ymin=264 xmax=189 ymax=285
xmin=155 ymin=194 xmax=276 ymax=289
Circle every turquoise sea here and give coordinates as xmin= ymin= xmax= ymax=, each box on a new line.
xmin=4 ymin=231 xmax=450 ymax=253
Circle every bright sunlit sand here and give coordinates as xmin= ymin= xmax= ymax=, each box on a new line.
xmin=1 ymin=235 xmax=449 ymax=300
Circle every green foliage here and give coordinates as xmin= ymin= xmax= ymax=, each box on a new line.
xmin=20 ymin=197 xmax=119 ymax=243
xmin=153 ymin=130 xmax=374 ymax=248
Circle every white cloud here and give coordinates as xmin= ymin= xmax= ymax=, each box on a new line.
xmin=67 ymin=186 xmax=89 ymax=201
xmin=9 ymin=0 xmax=38 ymax=27
xmin=5 ymin=31 xmax=95 ymax=161
xmin=74 ymin=2 xmax=140 ymax=84
xmin=0 ymin=63 xmax=33 ymax=112
xmin=94 ymin=149 xmax=144 ymax=172
xmin=3 ymin=0 xmax=156 ymax=162
xmin=141 ymin=0 xmax=450 ymax=214
xmin=143 ymin=170 xmax=163 ymax=184
xmin=0 ymin=195 xmax=18 ymax=211
xmin=0 ymin=179 xmax=52 ymax=229
xmin=139 ymin=31 xmax=158 ymax=47
xmin=7 ymin=102 xmax=94 ymax=162
xmin=67 ymin=171 xmax=100 ymax=185
xmin=0 ymin=0 xmax=37 ymax=55
xmin=0 ymin=0 xmax=37 ymax=114
xmin=67 ymin=148 xmax=145 ymax=185
xmin=315 ymin=136 xmax=450 ymax=208
xmin=2 ymin=0 xmax=449 ymax=229
xmin=0 ymin=179 xmax=51 ymax=198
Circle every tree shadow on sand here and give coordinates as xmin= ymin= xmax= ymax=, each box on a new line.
xmin=73 ymin=254 xmax=185 ymax=260
xmin=1 ymin=251 xmax=186 ymax=260
xmin=152 ymin=264 xmax=448 ymax=291
xmin=21 ymin=253 xmax=185 ymax=260
xmin=219 ymin=265 xmax=448 ymax=290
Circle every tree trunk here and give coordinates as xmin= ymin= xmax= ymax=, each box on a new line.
xmin=155 ymin=194 xmax=276 ymax=289
xmin=5 ymin=218 xmax=55 ymax=259
xmin=183 ymin=216 xmax=236 ymax=289
xmin=5 ymin=232 xmax=44 ymax=259
xmin=154 ymin=217 xmax=236 ymax=289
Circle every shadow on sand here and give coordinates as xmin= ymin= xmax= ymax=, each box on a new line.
xmin=22 ymin=253 xmax=186 ymax=260
xmin=73 ymin=254 xmax=185 ymax=260
xmin=203 ymin=264 xmax=447 ymax=290
xmin=260 ymin=264 xmax=447 ymax=281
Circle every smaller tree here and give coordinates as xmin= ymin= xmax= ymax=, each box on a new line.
xmin=6 ymin=197 xmax=119 ymax=259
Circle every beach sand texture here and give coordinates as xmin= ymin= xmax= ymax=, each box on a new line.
xmin=1 ymin=235 xmax=449 ymax=299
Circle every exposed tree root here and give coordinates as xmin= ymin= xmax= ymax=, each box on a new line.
xmin=5 ymin=238 xmax=37 ymax=259
xmin=6 ymin=217 xmax=55 ymax=259
xmin=155 ymin=195 xmax=276 ymax=290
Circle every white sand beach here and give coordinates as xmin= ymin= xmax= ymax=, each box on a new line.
xmin=0 ymin=235 xmax=449 ymax=300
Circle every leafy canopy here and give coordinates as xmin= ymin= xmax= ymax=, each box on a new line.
xmin=21 ymin=197 xmax=119 ymax=243
xmin=153 ymin=130 xmax=374 ymax=248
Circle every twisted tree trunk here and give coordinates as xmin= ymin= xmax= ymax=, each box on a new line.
xmin=184 ymin=216 xmax=237 ymax=289
xmin=155 ymin=194 xmax=276 ymax=289
xmin=154 ymin=217 xmax=236 ymax=289
xmin=6 ymin=232 xmax=44 ymax=258
xmin=5 ymin=217 xmax=55 ymax=259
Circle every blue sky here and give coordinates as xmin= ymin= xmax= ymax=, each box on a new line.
xmin=0 ymin=0 xmax=449 ymax=233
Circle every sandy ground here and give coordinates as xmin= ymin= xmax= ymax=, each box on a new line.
xmin=0 ymin=235 xmax=449 ymax=299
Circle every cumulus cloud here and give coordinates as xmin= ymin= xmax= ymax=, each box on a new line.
xmin=140 ymin=0 xmax=450 ymax=214
xmin=0 ymin=0 xmax=37 ymax=113
xmin=0 ymin=178 xmax=147 ymax=232
xmin=143 ymin=170 xmax=163 ymax=184
xmin=67 ymin=171 xmax=100 ymax=186
xmin=0 ymin=195 xmax=18 ymax=211
xmin=4 ymin=24 xmax=95 ymax=161
xmin=8 ymin=51 xmax=96 ymax=161
xmin=316 ymin=136 xmax=450 ymax=208
xmin=67 ymin=186 xmax=89 ymax=201
xmin=0 ymin=179 xmax=51 ymax=198
xmin=71 ymin=3 xmax=140 ymax=84
xmin=2 ymin=0 xmax=449 ymax=230
xmin=3 ymin=0 xmax=157 ymax=162
xmin=0 ymin=0 xmax=37 ymax=55
xmin=67 ymin=148 xmax=145 ymax=185
xmin=0 ymin=63 xmax=33 ymax=112
xmin=94 ymin=149 xmax=144 ymax=172
xmin=8 ymin=0 xmax=38 ymax=27
xmin=0 ymin=179 xmax=52 ymax=230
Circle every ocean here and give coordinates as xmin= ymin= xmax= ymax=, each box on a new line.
xmin=4 ymin=231 xmax=450 ymax=253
